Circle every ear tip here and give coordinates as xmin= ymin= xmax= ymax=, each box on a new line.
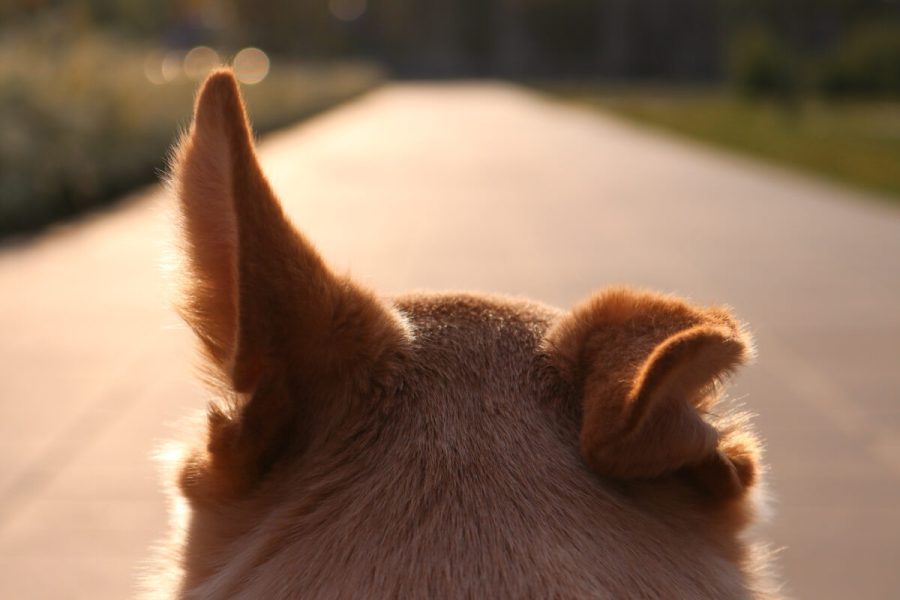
xmin=679 ymin=325 xmax=753 ymax=377
xmin=737 ymin=326 xmax=757 ymax=363
xmin=194 ymin=68 xmax=246 ymax=128
xmin=711 ymin=324 xmax=756 ymax=368
xmin=200 ymin=68 xmax=240 ymax=97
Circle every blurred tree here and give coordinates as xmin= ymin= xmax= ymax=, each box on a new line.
xmin=720 ymin=0 xmax=898 ymax=51
xmin=459 ymin=0 xmax=496 ymax=75
xmin=819 ymin=21 xmax=900 ymax=96
xmin=85 ymin=0 xmax=179 ymax=35
xmin=1 ymin=0 xmax=897 ymax=84
xmin=231 ymin=0 xmax=357 ymax=56
xmin=728 ymin=25 xmax=799 ymax=98
xmin=520 ymin=0 xmax=600 ymax=76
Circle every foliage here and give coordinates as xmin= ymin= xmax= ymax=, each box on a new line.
xmin=727 ymin=26 xmax=798 ymax=99
xmin=0 ymin=25 xmax=382 ymax=237
xmin=818 ymin=22 xmax=900 ymax=97
xmin=3 ymin=1 xmax=899 ymax=82
xmin=550 ymin=86 xmax=900 ymax=201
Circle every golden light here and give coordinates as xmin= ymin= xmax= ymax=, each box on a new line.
xmin=161 ymin=51 xmax=183 ymax=82
xmin=183 ymin=46 xmax=220 ymax=80
xmin=143 ymin=52 xmax=166 ymax=85
xmin=329 ymin=0 xmax=367 ymax=21
xmin=233 ymin=47 xmax=270 ymax=85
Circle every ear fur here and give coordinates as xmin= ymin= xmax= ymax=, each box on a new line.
xmin=171 ymin=70 xmax=408 ymax=497
xmin=544 ymin=287 xmax=759 ymax=500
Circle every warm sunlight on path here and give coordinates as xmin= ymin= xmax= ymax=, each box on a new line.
xmin=1 ymin=83 xmax=898 ymax=599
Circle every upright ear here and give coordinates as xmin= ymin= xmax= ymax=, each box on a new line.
xmin=170 ymin=70 xmax=407 ymax=495
xmin=544 ymin=287 xmax=759 ymax=501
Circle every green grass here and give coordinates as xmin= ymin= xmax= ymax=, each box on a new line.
xmin=547 ymin=86 xmax=900 ymax=202
xmin=0 ymin=25 xmax=383 ymax=237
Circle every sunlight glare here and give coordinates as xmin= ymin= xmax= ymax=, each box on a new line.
xmin=233 ymin=47 xmax=270 ymax=84
xmin=161 ymin=51 xmax=183 ymax=82
xmin=183 ymin=46 xmax=220 ymax=80
xmin=143 ymin=52 xmax=166 ymax=84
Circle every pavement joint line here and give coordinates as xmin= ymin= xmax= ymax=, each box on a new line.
xmin=639 ymin=234 xmax=900 ymax=480
xmin=763 ymin=335 xmax=900 ymax=480
xmin=0 ymin=330 xmax=167 ymax=532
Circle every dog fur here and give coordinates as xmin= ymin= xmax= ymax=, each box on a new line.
xmin=146 ymin=69 xmax=780 ymax=599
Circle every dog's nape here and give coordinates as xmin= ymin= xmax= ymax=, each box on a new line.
xmin=152 ymin=69 xmax=780 ymax=598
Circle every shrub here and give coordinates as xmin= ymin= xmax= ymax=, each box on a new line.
xmin=0 ymin=23 xmax=382 ymax=237
xmin=727 ymin=26 xmax=798 ymax=99
xmin=819 ymin=22 xmax=900 ymax=97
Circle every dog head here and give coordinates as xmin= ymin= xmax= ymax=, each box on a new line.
xmin=154 ymin=70 xmax=776 ymax=598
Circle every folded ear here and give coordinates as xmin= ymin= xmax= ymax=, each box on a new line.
xmin=170 ymin=70 xmax=407 ymax=496
xmin=544 ymin=287 xmax=759 ymax=501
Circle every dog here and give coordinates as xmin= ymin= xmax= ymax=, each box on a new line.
xmin=146 ymin=69 xmax=780 ymax=599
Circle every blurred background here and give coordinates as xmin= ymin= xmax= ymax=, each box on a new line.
xmin=3 ymin=0 xmax=900 ymax=235
xmin=1 ymin=1 xmax=898 ymax=598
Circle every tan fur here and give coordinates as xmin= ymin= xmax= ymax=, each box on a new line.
xmin=146 ymin=69 xmax=782 ymax=599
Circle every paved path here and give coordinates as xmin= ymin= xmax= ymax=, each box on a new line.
xmin=1 ymin=83 xmax=898 ymax=599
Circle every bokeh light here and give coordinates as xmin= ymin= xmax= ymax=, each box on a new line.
xmin=161 ymin=50 xmax=183 ymax=82
xmin=233 ymin=47 xmax=270 ymax=84
xmin=183 ymin=46 xmax=220 ymax=80
xmin=329 ymin=0 xmax=367 ymax=22
xmin=143 ymin=51 xmax=165 ymax=85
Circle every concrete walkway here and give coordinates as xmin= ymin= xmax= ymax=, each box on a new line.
xmin=1 ymin=83 xmax=898 ymax=599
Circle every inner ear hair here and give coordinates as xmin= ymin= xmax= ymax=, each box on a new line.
xmin=171 ymin=69 xmax=411 ymax=499
xmin=544 ymin=287 xmax=759 ymax=501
